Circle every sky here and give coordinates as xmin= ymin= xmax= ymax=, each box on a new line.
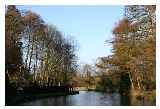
xmin=17 ymin=6 xmax=124 ymax=66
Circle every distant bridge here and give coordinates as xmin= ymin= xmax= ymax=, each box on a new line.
xmin=74 ymin=86 xmax=96 ymax=91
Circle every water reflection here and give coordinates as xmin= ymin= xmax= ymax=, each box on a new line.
xmin=21 ymin=91 xmax=155 ymax=106
xmin=120 ymin=94 xmax=131 ymax=106
xmin=22 ymin=91 xmax=122 ymax=106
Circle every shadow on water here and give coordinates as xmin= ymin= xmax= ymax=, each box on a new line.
xmin=21 ymin=91 xmax=121 ymax=106
xmin=120 ymin=94 xmax=131 ymax=106
xmin=20 ymin=91 xmax=129 ymax=106
xmin=20 ymin=91 xmax=155 ymax=106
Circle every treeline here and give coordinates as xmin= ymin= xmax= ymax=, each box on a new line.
xmin=6 ymin=5 xmax=78 ymax=91
xmin=96 ymin=5 xmax=156 ymax=93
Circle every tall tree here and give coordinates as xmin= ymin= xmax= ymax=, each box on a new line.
xmin=5 ymin=5 xmax=25 ymax=87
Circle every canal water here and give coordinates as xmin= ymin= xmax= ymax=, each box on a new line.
xmin=21 ymin=91 xmax=133 ymax=106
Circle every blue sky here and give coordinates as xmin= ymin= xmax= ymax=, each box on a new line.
xmin=17 ymin=6 xmax=124 ymax=66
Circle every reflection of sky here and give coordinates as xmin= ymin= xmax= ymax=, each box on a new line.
xmin=17 ymin=6 xmax=124 ymax=66
xmin=22 ymin=91 xmax=121 ymax=106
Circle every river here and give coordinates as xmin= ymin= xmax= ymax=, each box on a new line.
xmin=21 ymin=91 xmax=133 ymax=106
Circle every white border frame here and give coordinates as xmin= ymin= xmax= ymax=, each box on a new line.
xmin=4 ymin=0 xmax=157 ymax=5
xmin=1 ymin=0 xmax=159 ymax=108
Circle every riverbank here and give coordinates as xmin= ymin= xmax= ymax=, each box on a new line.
xmin=6 ymin=91 xmax=79 ymax=106
xmin=130 ymin=89 xmax=156 ymax=105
